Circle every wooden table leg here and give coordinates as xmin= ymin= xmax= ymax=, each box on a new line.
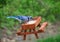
xmin=33 ymin=29 xmax=39 ymax=39
xmin=23 ymin=30 xmax=27 ymax=40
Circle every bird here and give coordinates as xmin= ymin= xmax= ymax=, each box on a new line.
xmin=7 ymin=16 xmax=32 ymax=23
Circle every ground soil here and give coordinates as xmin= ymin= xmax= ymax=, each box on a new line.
xmin=1 ymin=21 xmax=60 ymax=42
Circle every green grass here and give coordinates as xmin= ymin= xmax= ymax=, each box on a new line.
xmin=36 ymin=34 xmax=60 ymax=42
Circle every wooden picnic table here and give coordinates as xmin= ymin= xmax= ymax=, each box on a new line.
xmin=16 ymin=17 xmax=48 ymax=40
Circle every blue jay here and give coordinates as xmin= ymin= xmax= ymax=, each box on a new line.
xmin=7 ymin=16 xmax=32 ymax=23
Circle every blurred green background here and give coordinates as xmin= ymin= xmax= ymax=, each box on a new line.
xmin=0 ymin=0 xmax=60 ymax=29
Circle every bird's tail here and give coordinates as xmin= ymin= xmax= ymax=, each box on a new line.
xmin=7 ymin=16 xmax=21 ymax=23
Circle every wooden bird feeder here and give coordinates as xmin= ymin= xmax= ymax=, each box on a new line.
xmin=16 ymin=17 xmax=48 ymax=40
